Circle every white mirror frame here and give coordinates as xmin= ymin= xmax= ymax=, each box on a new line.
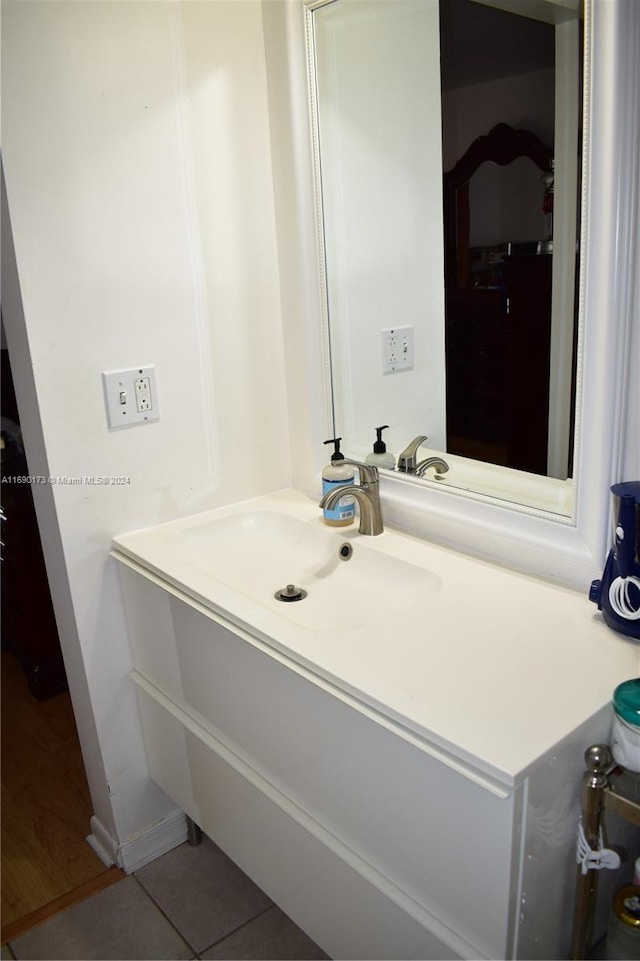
xmin=283 ymin=0 xmax=638 ymax=592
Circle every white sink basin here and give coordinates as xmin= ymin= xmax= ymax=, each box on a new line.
xmin=112 ymin=488 xmax=640 ymax=791
xmin=155 ymin=509 xmax=440 ymax=632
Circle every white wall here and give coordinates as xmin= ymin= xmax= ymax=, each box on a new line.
xmin=2 ymin=0 xmax=291 ymax=858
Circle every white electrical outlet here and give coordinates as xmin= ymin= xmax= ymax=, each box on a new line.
xmin=102 ymin=366 xmax=159 ymax=429
xmin=134 ymin=376 xmax=152 ymax=412
xmin=381 ymin=326 xmax=414 ymax=373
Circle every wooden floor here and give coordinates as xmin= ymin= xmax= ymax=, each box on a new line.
xmin=1 ymin=649 xmax=122 ymax=939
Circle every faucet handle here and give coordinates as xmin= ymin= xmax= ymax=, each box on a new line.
xmin=341 ymin=458 xmax=379 ymax=485
xmin=397 ymin=435 xmax=428 ymax=472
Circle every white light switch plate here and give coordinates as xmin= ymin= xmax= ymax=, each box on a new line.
xmin=102 ymin=366 xmax=159 ymax=429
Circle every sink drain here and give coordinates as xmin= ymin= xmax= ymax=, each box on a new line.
xmin=274 ymin=583 xmax=308 ymax=602
xmin=338 ymin=542 xmax=353 ymax=561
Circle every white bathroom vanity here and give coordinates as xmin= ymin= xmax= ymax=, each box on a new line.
xmin=112 ymin=490 xmax=639 ymax=960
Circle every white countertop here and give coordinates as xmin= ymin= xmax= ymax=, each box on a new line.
xmin=112 ymin=489 xmax=639 ymax=792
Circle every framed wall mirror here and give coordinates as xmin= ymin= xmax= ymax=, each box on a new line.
xmin=305 ymin=0 xmax=584 ymax=517
xmin=293 ymin=0 xmax=637 ymax=590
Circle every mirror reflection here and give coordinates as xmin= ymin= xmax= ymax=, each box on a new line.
xmin=311 ymin=0 xmax=582 ymax=511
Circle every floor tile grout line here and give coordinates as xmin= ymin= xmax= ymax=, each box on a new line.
xmin=131 ymin=871 xmax=275 ymax=955
xmin=131 ymin=874 xmax=199 ymax=956
xmin=197 ymin=903 xmax=276 ymax=955
xmin=132 ymin=867 xmax=277 ymax=956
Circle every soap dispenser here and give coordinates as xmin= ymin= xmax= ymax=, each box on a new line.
xmin=322 ymin=437 xmax=355 ymax=527
xmin=365 ymin=425 xmax=395 ymax=469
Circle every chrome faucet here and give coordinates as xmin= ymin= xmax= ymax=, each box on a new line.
xmin=319 ymin=459 xmax=383 ymax=535
xmin=397 ymin=435 xmax=428 ymax=473
xmin=415 ymin=456 xmax=449 ymax=478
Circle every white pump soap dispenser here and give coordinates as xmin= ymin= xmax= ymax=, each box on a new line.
xmin=322 ymin=437 xmax=355 ymax=527
xmin=365 ymin=425 xmax=395 ymax=469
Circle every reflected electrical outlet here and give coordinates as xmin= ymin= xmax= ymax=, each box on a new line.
xmin=381 ymin=326 xmax=414 ymax=374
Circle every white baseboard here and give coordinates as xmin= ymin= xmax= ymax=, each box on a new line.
xmin=87 ymin=809 xmax=188 ymax=874
xmin=86 ymin=815 xmax=118 ymax=867
xmin=116 ymin=808 xmax=188 ymax=873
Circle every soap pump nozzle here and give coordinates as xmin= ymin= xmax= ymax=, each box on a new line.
xmin=365 ymin=425 xmax=395 ymax=469
xmin=324 ymin=436 xmax=346 ymax=463
xmin=373 ymin=425 xmax=389 ymax=454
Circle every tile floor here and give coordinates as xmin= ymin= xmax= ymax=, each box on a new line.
xmin=2 ymin=835 xmax=330 ymax=961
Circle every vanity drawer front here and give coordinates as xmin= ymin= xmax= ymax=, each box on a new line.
xmin=134 ymin=680 xmax=460 ymax=961
xmin=171 ymin=598 xmax=515 ymax=960
xmin=120 ymin=564 xmax=517 ymax=959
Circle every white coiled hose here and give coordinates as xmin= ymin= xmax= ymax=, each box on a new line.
xmin=608 ymin=575 xmax=640 ymax=620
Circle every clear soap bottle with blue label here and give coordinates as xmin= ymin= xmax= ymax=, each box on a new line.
xmin=322 ymin=437 xmax=355 ymax=527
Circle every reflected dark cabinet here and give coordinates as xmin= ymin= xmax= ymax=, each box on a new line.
xmin=443 ymin=123 xmax=554 ymax=475
xmin=445 ymin=255 xmax=552 ymax=475
xmin=445 ymin=288 xmax=509 ymax=463
xmin=504 ymin=254 xmax=553 ymax=475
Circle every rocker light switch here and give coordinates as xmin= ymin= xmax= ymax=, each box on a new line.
xmin=102 ymin=366 xmax=159 ymax=429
